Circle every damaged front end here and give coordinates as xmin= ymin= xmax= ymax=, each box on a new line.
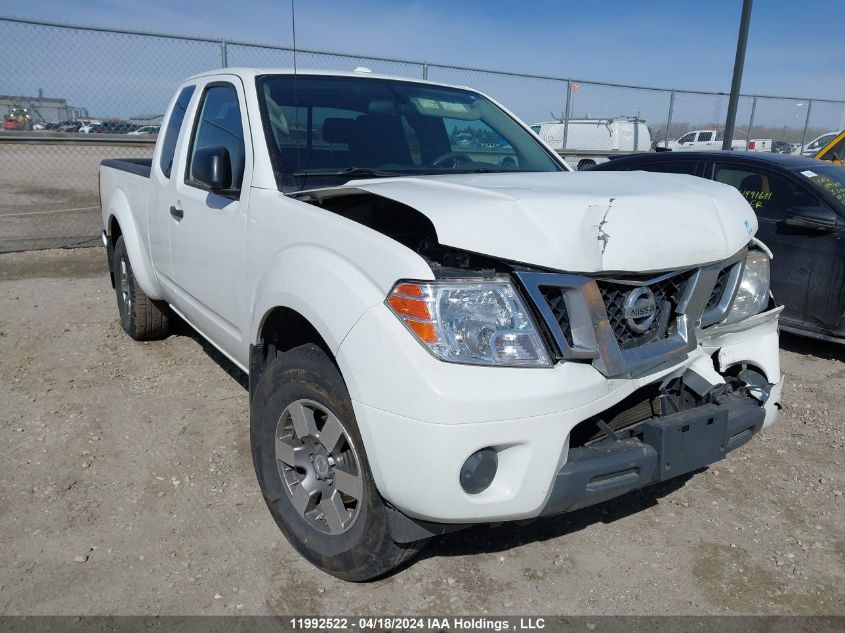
xmin=540 ymin=359 xmax=776 ymax=516
xmin=314 ymin=183 xmax=782 ymax=535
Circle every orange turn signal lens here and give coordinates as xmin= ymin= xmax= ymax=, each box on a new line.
xmin=394 ymin=283 xmax=424 ymax=298
xmin=387 ymin=294 xmax=431 ymax=320
xmin=387 ymin=282 xmax=440 ymax=344
xmin=406 ymin=319 xmax=439 ymax=343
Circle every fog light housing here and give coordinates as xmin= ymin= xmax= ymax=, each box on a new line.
xmin=460 ymin=448 xmax=498 ymax=494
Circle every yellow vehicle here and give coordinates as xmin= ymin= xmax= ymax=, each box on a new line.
xmin=814 ymin=130 xmax=845 ymax=165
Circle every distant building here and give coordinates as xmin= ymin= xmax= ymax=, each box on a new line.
xmin=0 ymin=94 xmax=75 ymax=123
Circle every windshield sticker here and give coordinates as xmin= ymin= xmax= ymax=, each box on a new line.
xmin=411 ymin=97 xmax=474 ymax=115
xmin=808 ymin=174 xmax=845 ymax=205
xmin=439 ymin=101 xmax=469 ymax=113
xmin=413 ymin=98 xmax=441 ymax=111
xmin=801 ymin=170 xmax=817 ymax=178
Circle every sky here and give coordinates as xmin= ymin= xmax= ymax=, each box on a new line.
xmin=1 ymin=0 xmax=843 ymax=133
xmin=2 ymin=0 xmax=842 ymax=99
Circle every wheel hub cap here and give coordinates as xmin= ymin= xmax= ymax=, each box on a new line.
xmin=274 ymin=399 xmax=363 ymax=535
xmin=312 ymin=453 xmax=330 ymax=479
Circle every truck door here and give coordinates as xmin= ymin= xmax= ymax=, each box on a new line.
xmin=696 ymin=131 xmax=716 ymax=150
xmin=675 ymin=132 xmax=696 ymax=150
xmin=167 ymin=77 xmax=252 ymax=360
xmin=149 ymin=85 xmax=195 ymax=280
xmin=712 ymin=161 xmax=842 ymax=331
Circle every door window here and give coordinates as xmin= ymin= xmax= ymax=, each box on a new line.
xmin=808 ymin=133 xmax=836 ymax=151
xmin=714 ymin=165 xmax=818 ymax=221
xmin=697 ymin=131 xmax=713 ymax=142
xmin=186 ymin=84 xmax=246 ymax=190
xmin=159 ymin=85 xmax=195 ymax=178
xmin=678 ymin=132 xmax=696 ymax=144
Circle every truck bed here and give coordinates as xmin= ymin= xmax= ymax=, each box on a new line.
xmin=101 ymin=158 xmax=152 ymax=178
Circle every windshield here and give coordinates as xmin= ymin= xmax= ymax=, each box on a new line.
xmin=799 ymin=165 xmax=845 ymax=207
xmin=256 ymin=74 xmax=564 ymax=190
xmin=810 ymin=133 xmax=837 ymax=149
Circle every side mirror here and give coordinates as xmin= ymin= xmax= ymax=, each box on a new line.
xmin=191 ymin=146 xmax=233 ymax=192
xmin=784 ymin=206 xmax=840 ymax=232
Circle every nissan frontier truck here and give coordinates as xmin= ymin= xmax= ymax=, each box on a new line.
xmin=99 ymin=68 xmax=783 ymax=581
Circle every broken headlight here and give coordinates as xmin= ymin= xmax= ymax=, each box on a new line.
xmin=724 ymin=250 xmax=770 ymax=324
xmin=386 ymin=279 xmax=552 ymax=367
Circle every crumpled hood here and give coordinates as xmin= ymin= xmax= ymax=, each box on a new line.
xmin=351 ymin=171 xmax=757 ymax=273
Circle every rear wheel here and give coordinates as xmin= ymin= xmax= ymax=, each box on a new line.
xmin=250 ymin=343 xmax=426 ymax=581
xmin=112 ymin=236 xmax=170 ymax=340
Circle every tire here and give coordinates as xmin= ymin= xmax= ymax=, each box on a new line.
xmin=112 ymin=235 xmax=170 ymax=341
xmin=250 ymin=343 xmax=426 ymax=581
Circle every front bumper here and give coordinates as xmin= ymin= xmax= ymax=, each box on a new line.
xmin=337 ymin=303 xmax=782 ymax=524
xmin=541 ymin=393 xmax=764 ymax=516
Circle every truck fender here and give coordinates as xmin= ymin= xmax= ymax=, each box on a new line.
xmin=104 ymin=188 xmax=163 ymax=299
xmin=250 ymin=244 xmax=392 ymax=355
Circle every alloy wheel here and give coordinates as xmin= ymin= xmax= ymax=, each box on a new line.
xmin=274 ymin=399 xmax=363 ymax=535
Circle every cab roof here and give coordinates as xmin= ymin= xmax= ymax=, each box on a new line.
xmin=184 ymin=67 xmax=471 ymax=91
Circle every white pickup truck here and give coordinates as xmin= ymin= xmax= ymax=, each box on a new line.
xmin=666 ymin=129 xmax=772 ymax=152
xmin=99 ymin=68 xmax=783 ymax=581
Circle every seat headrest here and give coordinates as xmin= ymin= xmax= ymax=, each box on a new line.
xmin=740 ymin=174 xmax=764 ymax=191
xmin=322 ymin=118 xmax=354 ymax=143
xmin=368 ymin=100 xmax=397 ymax=115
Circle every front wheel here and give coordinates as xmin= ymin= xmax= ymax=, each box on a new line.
xmin=250 ymin=343 xmax=426 ymax=581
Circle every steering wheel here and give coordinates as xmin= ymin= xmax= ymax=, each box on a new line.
xmin=431 ymin=151 xmax=474 ymax=169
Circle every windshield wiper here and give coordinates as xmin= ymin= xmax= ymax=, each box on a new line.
xmin=292 ymin=167 xmax=402 ymax=179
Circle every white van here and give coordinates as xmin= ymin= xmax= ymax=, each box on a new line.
xmin=530 ymin=118 xmax=651 ymax=170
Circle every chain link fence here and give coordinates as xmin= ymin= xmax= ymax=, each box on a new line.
xmin=1 ymin=15 xmax=844 ymax=253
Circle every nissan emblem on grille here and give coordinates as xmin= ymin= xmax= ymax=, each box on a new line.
xmin=622 ymin=287 xmax=657 ymax=333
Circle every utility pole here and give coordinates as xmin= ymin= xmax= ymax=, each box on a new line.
xmin=723 ymin=0 xmax=753 ymax=150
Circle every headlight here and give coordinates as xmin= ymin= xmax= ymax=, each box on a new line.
xmin=724 ymin=250 xmax=770 ymax=324
xmin=386 ymin=279 xmax=551 ymax=367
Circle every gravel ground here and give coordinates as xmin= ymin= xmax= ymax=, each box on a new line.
xmin=0 ymin=248 xmax=843 ymax=616
xmin=0 ymin=143 xmax=153 ymax=252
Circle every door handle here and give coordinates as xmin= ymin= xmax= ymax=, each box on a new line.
xmin=169 ymin=205 xmax=184 ymax=221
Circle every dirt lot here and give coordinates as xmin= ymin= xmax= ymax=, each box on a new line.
xmin=0 ymin=247 xmax=843 ymax=616
xmin=0 ymin=143 xmax=153 ymax=252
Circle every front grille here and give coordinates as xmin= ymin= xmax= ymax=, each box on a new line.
xmin=596 ymin=271 xmax=693 ymax=349
xmin=538 ymin=271 xmax=694 ymax=353
xmin=541 ymin=287 xmax=573 ymax=346
xmin=705 ymin=265 xmax=731 ymax=312
xmin=518 ymin=260 xmax=733 ymax=377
